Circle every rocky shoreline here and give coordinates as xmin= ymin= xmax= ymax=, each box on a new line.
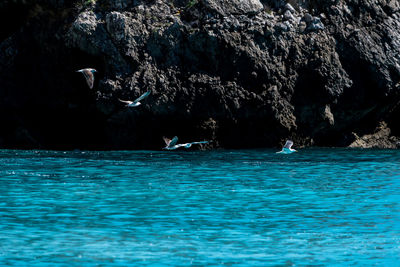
xmin=0 ymin=0 xmax=399 ymax=149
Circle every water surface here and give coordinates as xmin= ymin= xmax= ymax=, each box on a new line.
xmin=0 ymin=149 xmax=399 ymax=265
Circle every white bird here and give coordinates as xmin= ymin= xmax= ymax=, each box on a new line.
xmin=76 ymin=68 xmax=97 ymax=89
xmin=163 ymin=136 xmax=209 ymax=150
xmin=119 ymin=91 xmax=151 ymax=107
xmin=276 ymin=140 xmax=297 ymax=154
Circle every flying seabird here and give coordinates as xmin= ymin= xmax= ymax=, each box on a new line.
xmin=76 ymin=68 xmax=97 ymax=89
xmin=163 ymin=136 xmax=209 ymax=150
xmin=119 ymin=91 xmax=151 ymax=107
xmin=276 ymin=140 xmax=297 ymax=154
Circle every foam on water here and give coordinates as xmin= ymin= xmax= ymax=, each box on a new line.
xmin=0 ymin=149 xmax=399 ymax=265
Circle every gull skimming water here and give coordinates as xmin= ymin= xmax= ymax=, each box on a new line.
xmin=76 ymin=68 xmax=97 ymax=89
xmin=276 ymin=140 xmax=297 ymax=154
xmin=163 ymin=136 xmax=209 ymax=150
xmin=119 ymin=91 xmax=151 ymax=107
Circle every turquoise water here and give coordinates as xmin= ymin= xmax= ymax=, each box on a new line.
xmin=0 ymin=149 xmax=399 ymax=266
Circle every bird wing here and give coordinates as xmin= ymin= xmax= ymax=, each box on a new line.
xmin=163 ymin=136 xmax=171 ymax=146
xmin=83 ymin=69 xmax=94 ymax=89
xmin=283 ymin=140 xmax=293 ymax=149
xmin=176 ymin=143 xmax=188 ymax=148
xmin=163 ymin=136 xmax=179 ymax=148
xmin=169 ymin=136 xmax=179 ymax=147
xmin=133 ymin=91 xmax=151 ymax=104
xmin=118 ymin=99 xmax=133 ymax=105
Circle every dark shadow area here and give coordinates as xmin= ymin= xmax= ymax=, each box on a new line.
xmin=0 ymin=11 xmax=109 ymax=149
xmin=292 ymin=68 xmax=327 ymax=136
xmin=388 ymin=103 xmax=400 ymax=136
xmin=0 ymin=2 xmax=31 ymax=42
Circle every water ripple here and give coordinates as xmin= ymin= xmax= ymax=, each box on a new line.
xmin=0 ymin=148 xmax=399 ymax=265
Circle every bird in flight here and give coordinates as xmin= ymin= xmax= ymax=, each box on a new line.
xmin=119 ymin=91 xmax=151 ymax=107
xmin=163 ymin=136 xmax=209 ymax=150
xmin=76 ymin=68 xmax=97 ymax=89
xmin=276 ymin=140 xmax=297 ymax=154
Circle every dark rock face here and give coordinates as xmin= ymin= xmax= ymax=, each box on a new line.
xmin=349 ymin=122 xmax=400 ymax=149
xmin=203 ymin=0 xmax=264 ymax=15
xmin=0 ymin=0 xmax=399 ymax=149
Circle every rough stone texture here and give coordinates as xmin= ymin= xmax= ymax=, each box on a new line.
xmin=0 ymin=0 xmax=399 ymax=149
xmin=349 ymin=122 xmax=400 ymax=149
xmin=203 ymin=0 xmax=264 ymax=15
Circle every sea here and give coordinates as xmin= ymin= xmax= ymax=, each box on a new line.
xmin=0 ymin=149 xmax=399 ymax=266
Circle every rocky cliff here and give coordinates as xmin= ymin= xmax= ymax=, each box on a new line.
xmin=0 ymin=0 xmax=399 ymax=149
